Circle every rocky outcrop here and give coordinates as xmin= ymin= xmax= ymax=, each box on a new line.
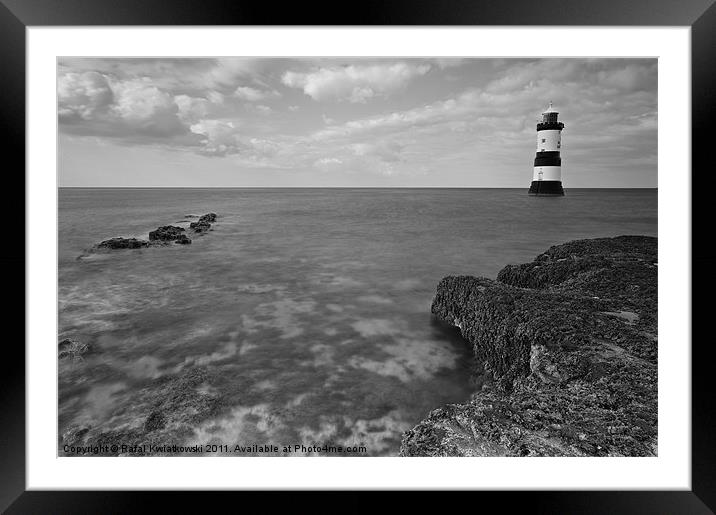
xmin=148 ymin=225 xmax=186 ymax=242
xmin=81 ymin=213 xmax=217 ymax=257
xmin=400 ymin=236 xmax=657 ymax=457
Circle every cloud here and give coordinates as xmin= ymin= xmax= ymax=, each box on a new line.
xmin=351 ymin=141 xmax=403 ymax=163
xmin=188 ymin=119 xmax=284 ymax=160
xmin=315 ymin=157 xmax=343 ymax=167
xmin=58 ymin=71 xmax=114 ymax=120
xmin=109 ymin=78 xmax=176 ymax=121
xmin=205 ymin=57 xmax=262 ymax=89
xmin=174 ymin=94 xmax=211 ymax=123
xmin=189 ymin=119 xmax=246 ymax=156
xmin=58 ymin=66 xmax=283 ymax=158
xmin=311 ymin=95 xmax=471 ymax=141
xmin=596 ymin=63 xmax=655 ymax=92
xmin=307 ymin=140 xmax=406 ymax=176
xmin=58 ymin=58 xmax=262 ymax=96
xmin=311 ymin=59 xmax=657 ymax=149
xmin=281 ymin=62 xmax=431 ymax=103
xmin=253 ymin=104 xmax=273 ymax=115
xmin=248 ymin=138 xmax=280 ymax=157
xmin=234 ymin=86 xmax=279 ymax=102
xmin=206 ymin=90 xmax=225 ymax=104
xmin=58 ymin=72 xmax=189 ymax=140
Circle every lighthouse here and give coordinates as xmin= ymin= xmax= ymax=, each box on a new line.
xmin=529 ymin=102 xmax=565 ymax=196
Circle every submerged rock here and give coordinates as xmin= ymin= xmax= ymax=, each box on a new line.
xmin=61 ymin=425 xmax=91 ymax=446
xmin=149 ymin=225 xmax=186 ymax=241
xmin=59 ymin=367 xmax=224 ymax=456
xmin=175 ymin=234 xmax=192 ymax=244
xmin=84 ymin=237 xmax=160 ymax=257
xmin=400 ymin=235 xmax=657 ymax=457
xmin=95 ymin=237 xmax=150 ymax=249
xmin=58 ymin=338 xmax=91 ymax=361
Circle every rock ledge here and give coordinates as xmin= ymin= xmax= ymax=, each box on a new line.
xmin=400 ymin=235 xmax=657 ymax=457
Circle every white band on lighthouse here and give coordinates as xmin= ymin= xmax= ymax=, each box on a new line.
xmin=536 ymin=130 xmax=561 ymax=152
xmin=533 ymin=166 xmax=562 ymax=182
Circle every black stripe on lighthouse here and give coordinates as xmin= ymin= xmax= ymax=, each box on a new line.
xmin=536 ymin=122 xmax=564 ymax=131
xmin=534 ymin=152 xmax=561 ymax=167
xmin=529 ymin=181 xmax=564 ymax=195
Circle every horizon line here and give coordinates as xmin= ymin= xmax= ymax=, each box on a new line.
xmin=57 ymin=186 xmax=658 ymax=189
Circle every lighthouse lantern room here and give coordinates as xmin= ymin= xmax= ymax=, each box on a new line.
xmin=529 ymin=102 xmax=565 ymax=196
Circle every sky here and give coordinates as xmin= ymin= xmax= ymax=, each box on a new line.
xmin=58 ymin=58 xmax=657 ymax=188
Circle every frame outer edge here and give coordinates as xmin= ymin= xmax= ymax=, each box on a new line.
xmin=691 ymin=0 xmax=716 ymax=512
xmin=5 ymin=0 xmax=715 ymax=511
xmin=0 ymin=0 xmax=27 ymax=513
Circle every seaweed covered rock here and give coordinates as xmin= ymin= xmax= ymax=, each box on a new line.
xmin=149 ymin=225 xmax=186 ymax=241
xmin=189 ymin=221 xmax=211 ymax=232
xmin=400 ymin=235 xmax=657 ymax=457
xmin=190 ymin=213 xmax=218 ymax=233
xmin=80 ymin=213 xmax=218 ymax=257
xmin=143 ymin=411 xmax=167 ymax=432
xmin=497 ymin=235 xmax=657 ymax=296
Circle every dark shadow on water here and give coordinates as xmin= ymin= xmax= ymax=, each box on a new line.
xmin=429 ymin=315 xmax=490 ymax=391
xmin=429 ymin=315 xmax=467 ymax=348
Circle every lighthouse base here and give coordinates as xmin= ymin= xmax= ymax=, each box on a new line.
xmin=528 ymin=180 xmax=564 ymax=196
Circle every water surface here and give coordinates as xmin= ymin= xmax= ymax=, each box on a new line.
xmin=58 ymin=188 xmax=657 ymax=455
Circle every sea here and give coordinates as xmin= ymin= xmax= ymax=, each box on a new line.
xmin=58 ymin=188 xmax=658 ymax=456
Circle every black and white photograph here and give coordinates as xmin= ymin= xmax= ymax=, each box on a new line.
xmin=56 ymin=57 xmax=658 ymax=458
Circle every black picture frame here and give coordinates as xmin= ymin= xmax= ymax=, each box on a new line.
xmin=3 ymin=0 xmax=713 ymax=512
